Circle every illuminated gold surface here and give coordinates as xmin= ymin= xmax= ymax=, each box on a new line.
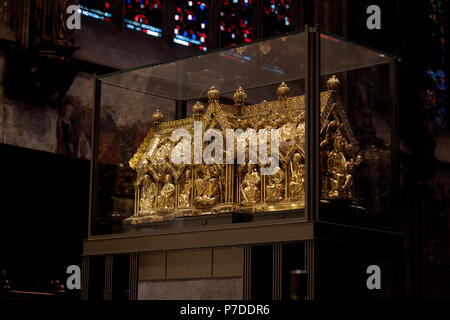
xmin=241 ymin=164 xmax=261 ymax=205
xmin=124 ymin=76 xmax=361 ymax=225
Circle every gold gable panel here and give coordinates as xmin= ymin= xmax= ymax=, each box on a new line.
xmin=130 ymin=92 xmax=331 ymax=170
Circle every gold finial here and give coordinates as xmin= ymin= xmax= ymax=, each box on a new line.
xmin=207 ymin=86 xmax=220 ymax=102
xmin=193 ymin=101 xmax=204 ymax=120
xmin=327 ymin=75 xmax=340 ymax=90
xmin=277 ymin=82 xmax=290 ymax=101
xmin=233 ymin=86 xmax=247 ymax=106
xmin=152 ymin=109 xmax=164 ymax=126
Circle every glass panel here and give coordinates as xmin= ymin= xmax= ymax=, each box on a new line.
xmin=92 ymin=32 xmax=395 ymax=236
xmin=100 ymin=32 xmax=306 ymax=100
xmin=100 ymin=32 xmax=392 ymax=100
xmin=94 ymin=83 xmax=176 ymax=236
xmin=320 ymin=32 xmax=395 ymax=227
xmin=220 ymin=0 xmax=254 ymax=47
xmin=174 ymin=0 xmax=209 ymax=51
xmin=79 ymin=0 xmax=112 ymax=21
xmin=263 ymin=0 xmax=294 ymax=37
xmin=320 ymin=32 xmax=393 ymax=75
xmin=124 ymin=0 xmax=163 ymax=37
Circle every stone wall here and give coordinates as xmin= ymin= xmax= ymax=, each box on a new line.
xmin=74 ymin=17 xmax=197 ymax=70
xmin=0 ymin=10 xmax=196 ymax=159
xmin=0 ymin=66 xmax=94 ymax=158
xmin=138 ymin=278 xmax=243 ymax=300
xmin=0 ymin=67 xmax=177 ymax=162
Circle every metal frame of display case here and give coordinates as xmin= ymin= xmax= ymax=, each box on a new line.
xmin=82 ymin=25 xmax=401 ymax=301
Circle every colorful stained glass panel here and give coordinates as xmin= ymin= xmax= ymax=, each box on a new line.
xmin=124 ymin=0 xmax=163 ymax=37
xmin=79 ymin=0 xmax=112 ymax=21
xmin=263 ymin=0 xmax=293 ymax=37
xmin=220 ymin=0 xmax=253 ymax=48
xmin=174 ymin=0 xmax=209 ymax=51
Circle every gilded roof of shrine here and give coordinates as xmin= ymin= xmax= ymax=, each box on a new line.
xmin=129 ymin=76 xmax=357 ymax=170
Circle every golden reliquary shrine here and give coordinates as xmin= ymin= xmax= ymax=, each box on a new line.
xmin=124 ymin=76 xmax=362 ymax=225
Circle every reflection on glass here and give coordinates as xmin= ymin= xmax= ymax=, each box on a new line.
xmin=174 ymin=0 xmax=209 ymax=51
xmin=124 ymin=0 xmax=163 ymax=37
xmin=263 ymin=0 xmax=293 ymax=37
xmin=79 ymin=0 xmax=112 ymax=21
xmin=320 ymin=67 xmax=392 ymax=220
xmin=220 ymin=0 xmax=253 ymax=47
xmin=348 ymin=67 xmax=392 ymax=217
xmin=95 ymin=84 xmax=175 ymax=235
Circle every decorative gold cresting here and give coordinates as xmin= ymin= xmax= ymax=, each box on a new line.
xmin=207 ymin=86 xmax=220 ymax=102
xmin=124 ymin=76 xmax=361 ymax=225
xmin=277 ymin=82 xmax=290 ymax=101
xmin=233 ymin=86 xmax=246 ymax=116
xmin=152 ymin=109 xmax=164 ymax=129
xmin=233 ymin=86 xmax=247 ymax=106
xmin=208 ymin=86 xmax=220 ymax=114
xmin=327 ymin=75 xmax=340 ymax=90
xmin=193 ymin=101 xmax=204 ymax=120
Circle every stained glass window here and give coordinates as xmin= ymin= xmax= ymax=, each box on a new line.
xmin=174 ymin=0 xmax=209 ymax=51
xmin=124 ymin=0 xmax=163 ymax=37
xmin=78 ymin=0 xmax=112 ymax=21
xmin=263 ymin=0 xmax=293 ymax=37
xmin=427 ymin=0 xmax=447 ymax=127
xmin=220 ymin=0 xmax=253 ymax=48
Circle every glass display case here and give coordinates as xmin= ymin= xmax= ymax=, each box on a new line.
xmin=88 ymin=27 xmax=397 ymax=238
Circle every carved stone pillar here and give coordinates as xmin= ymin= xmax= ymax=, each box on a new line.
xmin=9 ymin=0 xmax=30 ymax=47
xmin=31 ymin=0 xmax=75 ymax=46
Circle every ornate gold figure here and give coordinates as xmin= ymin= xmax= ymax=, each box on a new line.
xmin=154 ymin=138 xmax=173 ymax=163
xmin=195 ymin=165 xmax=220 ymax=206
xmin=324 ymin=128 xmax=362 ymax=199
xmin=266 ymin=166 xmax=285 ymax=202
xmin=179 ymin=170 xmax=193 ymax=208
xmin=319 ymin=76 xmax=362 ymax=200
xmin=241 ymin=164 xmax=261 ymax=205
xmin=289 ymin=153 xmax=305 ymax=200
xmin=139 ymin=175 xmax=157 ymax=214
xmin=157 ymin=174 xmax=175 ymax=210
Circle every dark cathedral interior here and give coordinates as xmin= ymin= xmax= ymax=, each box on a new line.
xmin=0 ymin=0 xmax=449 ymax=305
